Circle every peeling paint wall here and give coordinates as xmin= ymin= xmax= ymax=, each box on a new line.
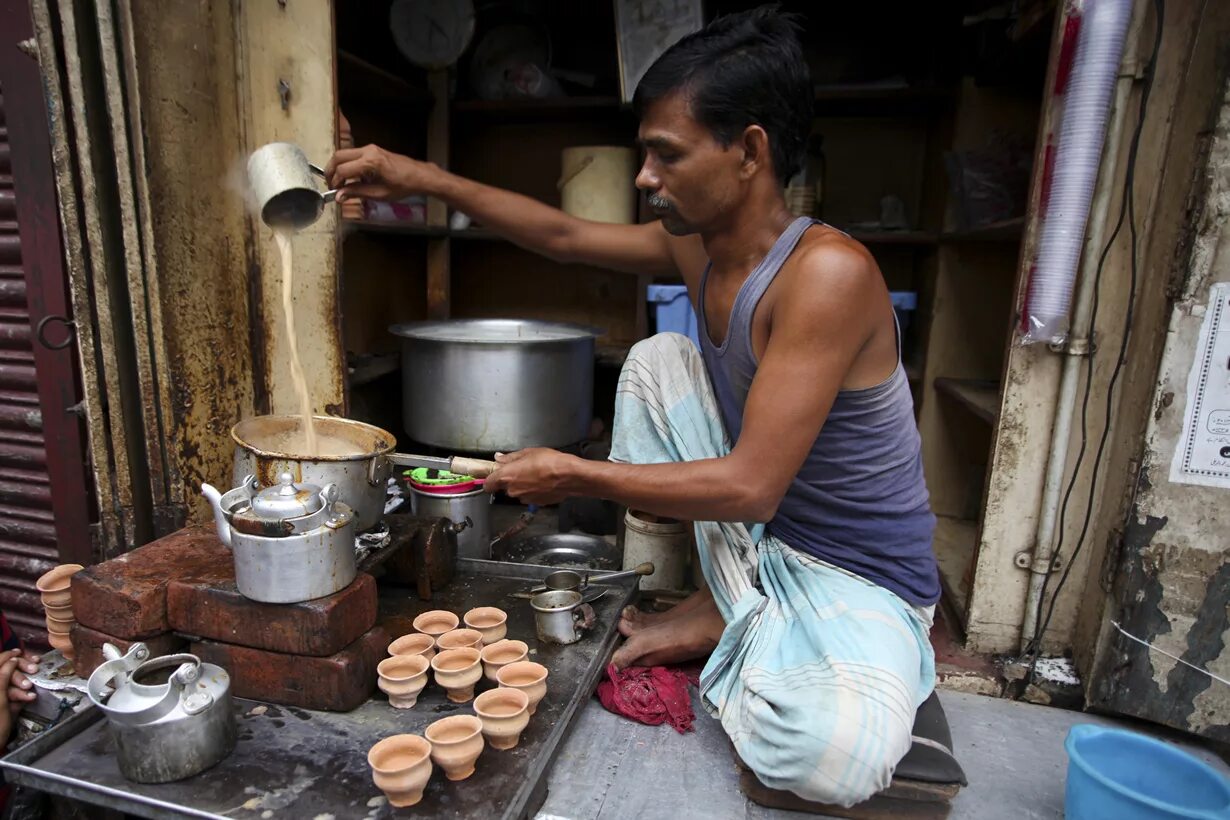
xmin=1088 ymin=64 xmax=1230 ymax=738
xmin=966 ymin=0 xmax=1226 ymax=658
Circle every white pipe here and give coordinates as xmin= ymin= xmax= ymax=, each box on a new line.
xmin=1020 ymin=3 xmax=1143 ymax=651
xmin=1023 ymin=0 xmax=1135 ymax=345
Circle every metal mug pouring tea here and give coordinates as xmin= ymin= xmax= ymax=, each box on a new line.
xmin=247 ymin=142 xmax=337 ymax=230
xmin=530 ymin=590 xmax=595 ymax=645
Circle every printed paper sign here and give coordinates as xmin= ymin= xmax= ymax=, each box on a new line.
xmin=1171 ymin=282 xmax=1230 ymax=488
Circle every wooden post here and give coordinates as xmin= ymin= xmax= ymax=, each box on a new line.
xmin=426 ymin=70 xmax=450 ymax=320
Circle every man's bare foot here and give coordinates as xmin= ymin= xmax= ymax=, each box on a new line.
xmin=618 ymin=586 xmax=715 ymax=637
xmin=611 ymin=591 xmax=725 ymax=668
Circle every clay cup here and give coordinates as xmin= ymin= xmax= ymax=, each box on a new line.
xmin=463 ymin=606 xmax=508 ymax=644
xmin=474 ymin=687 xmax=530 ymax=750
xmin=368 ymin=734 xmax=432 ymax=807
xmin=36 ymin=564 xmax=83 ymax=608
xmin=412 ymin=609 xmax=459 ymax=639
xmin=45 ymin=611 xmax=74 ymax=633
xmin=388 ymin=632 xmax=436 ymax=663
xmin=430 ymin=647 xmax=482 ymax=703
xmin=497 ymin=661 xmax=549 ymax=716
xmin=480 ymin=639 xmax=528 ymax=683
xmin=377 ymin=655 xmax=430 ymax=709
xmin=425 ymin=715 xmax=484 ymax=781
xmin=47 ymin=631 xmax=74 ymax=661
xmin=436 ymin=628 xmax=484 ymax=652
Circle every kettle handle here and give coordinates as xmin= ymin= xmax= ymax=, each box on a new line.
xmin=309 ymin=163 xmax=339 ymax=203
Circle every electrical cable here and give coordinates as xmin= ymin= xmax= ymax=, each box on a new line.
xmin=1020 ymin=0 xmax=1164 ymax=689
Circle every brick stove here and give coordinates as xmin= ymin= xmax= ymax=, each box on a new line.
xmin=69 ymin=515 xmax=458 ymax=711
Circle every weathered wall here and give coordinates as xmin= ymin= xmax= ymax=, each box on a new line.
xmin=112 ymin=0 xmax=341 ymax=529
xmin=1086 ymin=62 xmax=1230 ymax=738
xmin=126 ymin=0 xmax=256 ymax=511
xmin=1073 ymin=0 xmax=1230 ymax=682
xmin=965 ymin=0 xmax=1219 ymax=655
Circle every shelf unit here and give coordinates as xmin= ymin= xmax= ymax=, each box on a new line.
xmin=917 ymin=78 xmax=1042 ymax=631
xmin=335 ymin=5 xmax=1050 ymax=637
xmin=934 ymin=378 xmax=1001 ymax=425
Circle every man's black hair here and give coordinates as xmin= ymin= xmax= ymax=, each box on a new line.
xmin=633 ymin=5 xmax=813 ymax=186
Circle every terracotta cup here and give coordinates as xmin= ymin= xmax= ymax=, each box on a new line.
xmin=463 ymin=606 xmax=508 ymax=644
xmin=474 ymin=687 xmax=530 ymax=750
xmin=425 ymin=715 xmax=484 ymax=781
xmin=377 ymin=655 xmax=430 ymax=709
xmin=45 ymin=614 xmax=74 ymax=635
xmin=388 ymin=632 xmax=436 ymax=663
xmin=368 ymin=734 xmax=432 ymax=807
xmin=412 ymin=609 xmax=459 ymax=639
xmin=436 ymin=628 xmax=484 ymax=652
xmin=497 ymin=661 xmax=549 ymax=716
xmin=47 ymin=631 xmax=74 ymax=661
xmin=36 ymin=564 xmax=83 ymax=608
xmin=480 ymin=639 xmax=528 ymax=683
xmin=43 ymin=601 xmax=73 ymax=620
xmin=430 ymin=648 xmax=482 ymax=703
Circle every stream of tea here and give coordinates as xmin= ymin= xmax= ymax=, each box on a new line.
xmin=273 ymin=229 xmax=318 ymax=454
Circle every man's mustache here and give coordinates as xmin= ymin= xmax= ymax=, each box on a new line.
xmin=647 ymin=193 xmax=674 ymax=212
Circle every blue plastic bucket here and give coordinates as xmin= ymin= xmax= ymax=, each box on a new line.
xmin=1065 ymin=724 xmax=1230 ymax=819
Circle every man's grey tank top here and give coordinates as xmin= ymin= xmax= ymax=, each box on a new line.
xmin=697 ymin=216 xmax=940 ymax=606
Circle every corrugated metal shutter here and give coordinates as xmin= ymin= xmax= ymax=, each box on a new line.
xmin=0 ymin=92 xmax=56 ymax=648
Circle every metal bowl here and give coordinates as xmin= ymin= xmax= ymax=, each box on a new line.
xmin=500 ymin=533 xmax=620 ymax=570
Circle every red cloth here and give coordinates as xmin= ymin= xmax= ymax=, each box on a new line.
xmin=597 ymin=663 xmax=697 ymax=734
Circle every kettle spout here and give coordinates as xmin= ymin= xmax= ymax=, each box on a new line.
xmin=201 ymin=483 xmax=232 ymax=548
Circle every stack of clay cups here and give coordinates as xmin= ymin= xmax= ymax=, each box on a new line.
xmin=36 ymin=563 xmax=83 ymax=660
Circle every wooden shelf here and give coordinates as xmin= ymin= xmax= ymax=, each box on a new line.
xmin=845 ymin=229 xmax=938 ymax=246
xmin=337 ymin=50 xmax=431 ymax=108
xmin=452 ymin=96 xmax=630 ymax=123
xmin=934 ymin=515 xmax=978 ymax=622
xmin=347 ymin=353 xmax=399 ymax=387
xmin=940 ymin=217 xmax=1024 ymax=243
xmin=345 ymin=221 xmax=446 ymax=239
xmin=934 ymin=378 xmax=1000 ymax=425
xmin=813 ymin=84 xmax=955 ymax=116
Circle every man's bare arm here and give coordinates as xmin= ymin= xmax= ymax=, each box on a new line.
xmin=484 ymin=242 xmax=884 ymax=520
xmin=325 ymin=144 xmax=681 ymax=277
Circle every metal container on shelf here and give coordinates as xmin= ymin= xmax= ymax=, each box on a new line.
xmin=389 ymin=319 xmax=596 ymax=453
xmin=86 ymin=643 xmax=236 ymax=784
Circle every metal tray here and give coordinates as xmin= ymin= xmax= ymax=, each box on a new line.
xmin=1 ymin=559 xmax=638 ymax=820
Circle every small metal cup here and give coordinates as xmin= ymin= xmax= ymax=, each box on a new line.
xmin=530 ymin=590 xmax=595 ymax=645
xmin=246 ymin=142 xmax=337 ymax=230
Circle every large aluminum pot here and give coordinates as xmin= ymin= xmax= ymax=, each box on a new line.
xmin=389 ymin=319 xmax=596 ymax=452
xmin=231 ymin=415 xmax=395 ymax=531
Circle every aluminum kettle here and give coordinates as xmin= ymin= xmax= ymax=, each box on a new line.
xmin=86 ymin=643 xmax=236 ymax=783
xmin=202 ymin=472 xmax=358 ymax=604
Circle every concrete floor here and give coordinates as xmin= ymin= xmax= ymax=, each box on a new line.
xmin=538 ymin=688 xmax=1230 ymax=819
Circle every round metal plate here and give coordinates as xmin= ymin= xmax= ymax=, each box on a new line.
xmin=501 ymin=533 xmax=620 ymax=570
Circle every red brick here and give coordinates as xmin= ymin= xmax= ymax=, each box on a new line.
xmin=168 ymin=573 xmax=377 ymax=657
xmin=71 ymin=623 xmax=188 ymax=678
xmin=72 ymin=527 xmax=232 ymax=639
xmin=190 ymin=626 xmax=390 ymax=712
